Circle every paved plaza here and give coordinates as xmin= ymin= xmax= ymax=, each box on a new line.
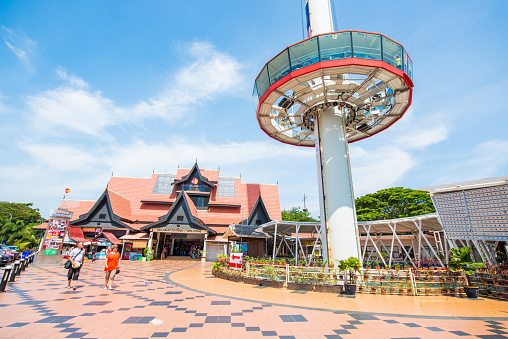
xmin=0 ymin=260 xmax=507 ymax=339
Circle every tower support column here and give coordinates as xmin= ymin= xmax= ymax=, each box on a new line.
xmin=315 ymin=106 xmax=361 ymax=265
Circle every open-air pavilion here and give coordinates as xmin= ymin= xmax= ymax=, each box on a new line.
xmin=227 ymin=214 xmax=447 ymax=267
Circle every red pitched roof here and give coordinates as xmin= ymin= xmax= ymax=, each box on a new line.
xmin=102 ymin=232 xmax=121 ymax=245
xmin=33 ymin=222 xmax=48 ymax=230
xmin=53 ymin=167 xmax=281 ymax=234
xmin=108 ymin=189 xmax=131 ymax=220
xmin=58 ymin=200 xmax=96 ymax=221
xmin=183 ymin=192 xmax=198 ymax=217
xmin=68 ymin=225 xmax=86 ymax=242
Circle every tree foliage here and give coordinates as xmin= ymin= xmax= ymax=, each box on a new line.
xmin=0 ymin=202 xmax=44 ymax=249
xmin=281 ymin=206 xmax=318 ymax=222
xmin=0 ymin=202 xmax=44 ymax=224
xmin=355 ymin=187 xmax=435 ymax=222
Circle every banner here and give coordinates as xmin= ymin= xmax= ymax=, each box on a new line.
xmin=41 ymin=209 xmax=73 ymax=255
xmin=229 ymin=253 xmax=243 ymax=270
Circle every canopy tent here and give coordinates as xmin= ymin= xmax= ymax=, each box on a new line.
xmin=254 ymin=214 xmax=445 ymax=267
xmin=261 ymin=220 xmax=322 ymax=265
xmin=358 ymin=213 xmax=446 ymax=267
xmin=223 ymin=224 xmax=271 ymax=239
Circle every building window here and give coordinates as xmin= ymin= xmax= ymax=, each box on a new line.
xmin=198 ymin=197 xmax=204 ymax=207
xmin=99 ymin=214 xmax=106 ymax=219
xmin=256 ymin=219 xmax=262 ymax=225
xmin=177 ymin=216 xmax=184 ymax=221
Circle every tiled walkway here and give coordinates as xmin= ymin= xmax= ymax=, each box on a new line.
xmin=0 ymin=260 xmax=506 ymax=339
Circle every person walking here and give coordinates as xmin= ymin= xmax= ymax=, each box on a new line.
xmin=67 ymin=241 xmax=85 ymax=291
xmin=104 ymin=244 xmax=121 ymax=290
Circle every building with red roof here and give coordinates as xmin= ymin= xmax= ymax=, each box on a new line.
xmin=37 ymin=162 xmax=281 ymax=261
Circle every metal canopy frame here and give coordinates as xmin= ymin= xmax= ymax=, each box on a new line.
xmin=261 ymin=214 xmax=445 ymax=267
xmin=262 ymin=220 xmax=322 ymax=264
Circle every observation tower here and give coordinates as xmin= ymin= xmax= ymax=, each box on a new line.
xmin=253 ymin=0 xmax=413 ymax=265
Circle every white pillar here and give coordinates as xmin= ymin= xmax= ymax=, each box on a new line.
xmin=306 ymin=0 xmax=334 ymax=37
xmin=316 ymin=106 xmax=361 ymax=265
xmin=148 ymin=231 xmax=154 ymax=250
xmin=203 ymin=233 xmax=208 ymax=255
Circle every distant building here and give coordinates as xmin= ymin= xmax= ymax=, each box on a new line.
xmin=421 ymin=175 xmax=508 ymax=266
xmin=35 ymin=162 xmax=281 ymax=261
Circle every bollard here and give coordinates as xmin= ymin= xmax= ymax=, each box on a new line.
xmin=21 ymin=259 xmax=26 ymax=272
xmin=0 ymin=266 xmax=12 ymax=292
xmin=16 ymin=260 xmax=23 ymax=276
xmin=9 ymin=262 xmax=20 ymax=282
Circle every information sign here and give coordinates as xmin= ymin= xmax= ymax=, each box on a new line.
xmin=40 ymin=209 xmax=73 ymax=255
xmin=229 ymin=253 xmax=243 ymax=270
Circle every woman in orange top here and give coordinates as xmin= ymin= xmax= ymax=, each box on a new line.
xmin=104 ymin=244 xmax=121 ymax=290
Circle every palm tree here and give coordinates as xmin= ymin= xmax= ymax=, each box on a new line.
xmin=447 ymin=247 xmax=485 ymax=286
xmin=0 ymin=220 xmax=40 ymax=250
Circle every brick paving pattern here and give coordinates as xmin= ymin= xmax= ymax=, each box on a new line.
xmin=0 ymin=260 xmax=507 ymax=338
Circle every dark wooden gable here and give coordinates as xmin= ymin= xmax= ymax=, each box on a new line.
xmin=173 ymin=162 xmax=216 ymax=188
xmin=140 ymin=192 xmax=215 ymax=234
xmin=71 ymin=190 xmax=133 ymax=231
xmin=247 ymin=196 xmax=271 ymax=226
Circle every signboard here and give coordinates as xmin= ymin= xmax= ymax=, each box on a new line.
xmin=229 ymin=253 xmax=243 ymax=270
xmin=40 ymin=208 xmax=73 ymax=255
xmin=153 ymin=228 xmax=206 ymax=233
xmin=42 ymin=218 xmax=69 ymax=254
xmin=82 ymin=227 xmax=101 ymax=232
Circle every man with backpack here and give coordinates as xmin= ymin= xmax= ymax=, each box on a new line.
xmin=67 ymin=241 xmax=85 ymax=290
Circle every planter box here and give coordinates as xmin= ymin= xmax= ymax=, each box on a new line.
xmin=218 ymin=272 xmax=228 ymax=280
xmin=243 ymin=277 xmax=264 ymax=286
xmin=315 ymin=284 xmax=343 ymax=294
xmin=287 ymin=282 xmax=314 ymax=291
xmin=227 ymin=274 xmax=243 ymax=283
xmin=260 ymin=280 xmax=284 ymax=288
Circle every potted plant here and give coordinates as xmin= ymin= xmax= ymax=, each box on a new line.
xmin=260 ymin=265 xmax=283 ymax=288
xmin=211 ymin=260 xmax=222 ymax=277
xmin=287 ymin=268 xmax=314 ymax=291
xmin=142 ymin=247 xmax=150 ymax=261
xmin=447 ymin=247 xmax=486 ymax=298
xmin=289 ymin=258 xmax=295 ymax=267
xmin=338 ymin=257 xmax=361 ymax=295
xmin=393 ymin=263 xmax=401 ymax=272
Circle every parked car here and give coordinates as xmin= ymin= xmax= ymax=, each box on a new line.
xmin=0 ymin=244 xmax=21 ymax=260
xmin=8 ymin=246 xmax=18 ymax=251
xmin=0 ymin=253 xmax=9 ymax=266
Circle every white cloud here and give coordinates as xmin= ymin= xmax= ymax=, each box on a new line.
xmin=348 ymin=109 xmax=450 ymax=195
xmin=1 ymin=26 xmax=36 ymax=70
xmin=0 ymin=137 xmax=313 ymax=216
xmin=56 ymin=67 xmax=88 ymax=89
xmin=432 ymin=140 xmax=508 ymax=185
xmin=24 ymin=41 xmax=245 ymax=137
xmin=350 ymin=145 xmax=415 ymax=195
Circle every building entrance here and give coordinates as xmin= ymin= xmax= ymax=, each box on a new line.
xmin=154 ymin=233 xmax=171 ymax=260
xmin=172 ymin=239 xmax=203 ymax=258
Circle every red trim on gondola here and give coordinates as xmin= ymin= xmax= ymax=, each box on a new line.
xmin=256 ymin=58 xmax=413 ymax=147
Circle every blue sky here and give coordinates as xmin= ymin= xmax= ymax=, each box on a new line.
xmin=1 ymin=1 xmax=507 ymax=219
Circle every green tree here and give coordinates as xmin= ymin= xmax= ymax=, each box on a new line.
xmin=281 ymin=206 xmax=318 ymax=222
xmin=355 ymin=187 xmax=435 ymax=222
xmin=0 ymin=220 xmax=41 ymax=250
xmin=0 ymin=202 xmax=44 ymax=224
xmin=0 ymin=202 xmax=44 ymax=249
